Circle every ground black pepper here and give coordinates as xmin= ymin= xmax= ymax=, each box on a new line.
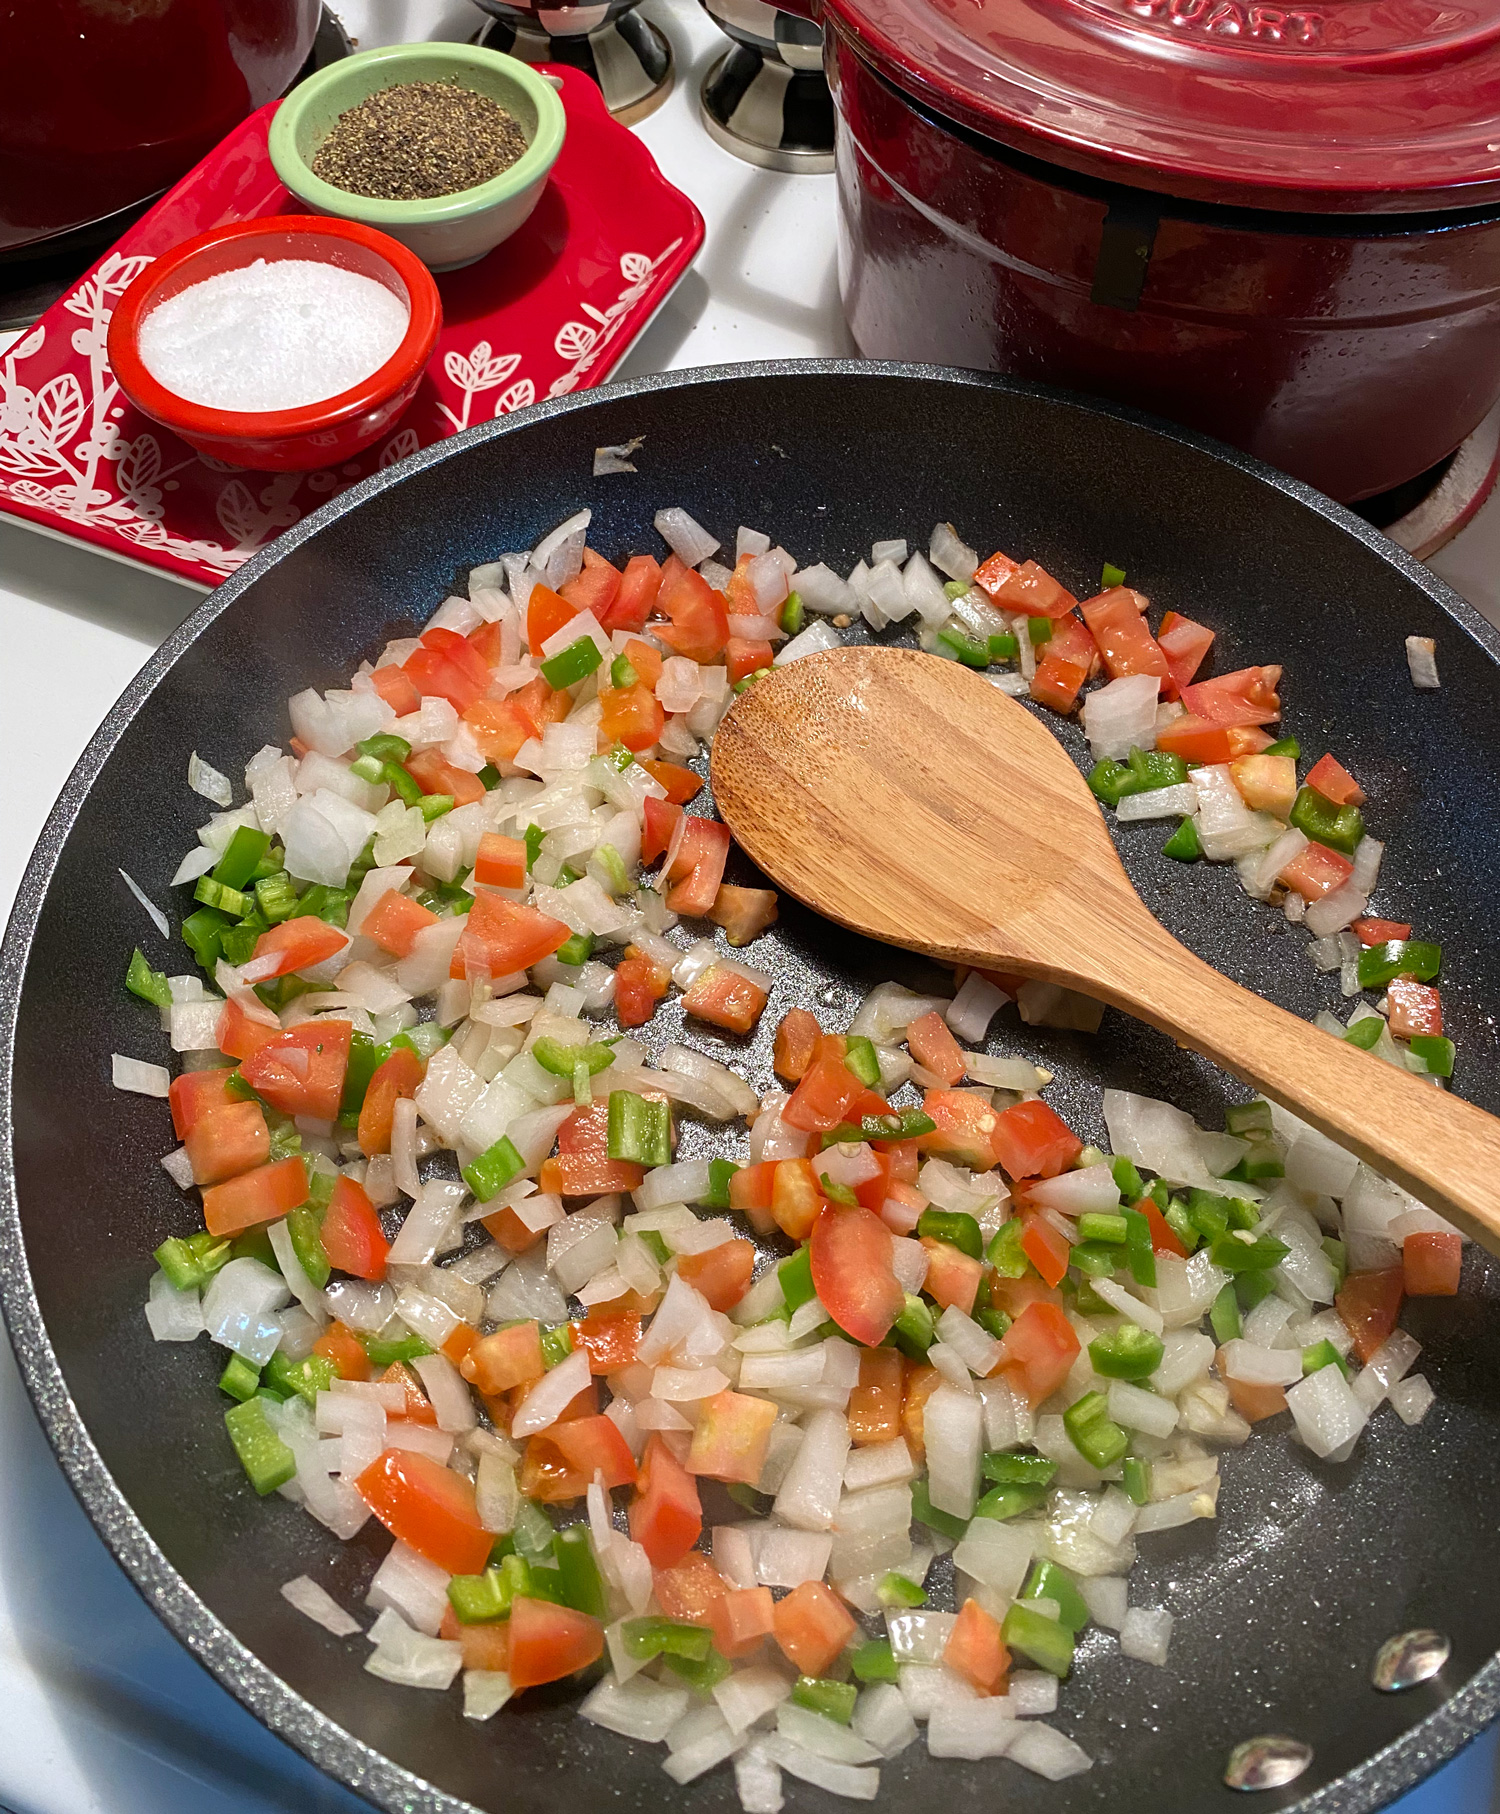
xmin=312 ymin=80 xmax=530 ymax=201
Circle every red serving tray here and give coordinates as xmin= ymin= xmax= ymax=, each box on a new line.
xmin=0 ymin=70 xmax=703 ymax=589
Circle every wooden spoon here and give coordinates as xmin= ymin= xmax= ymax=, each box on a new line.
xmin=710 ymin=644 xmax=1500 ymax=1256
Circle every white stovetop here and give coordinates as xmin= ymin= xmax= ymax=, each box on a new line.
xmin=0 ymin=3 xmax=1495 ymax=1810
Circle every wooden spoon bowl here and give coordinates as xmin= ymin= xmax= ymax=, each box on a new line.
xmin=711 ymin=643 xmax=1500 ymax=1254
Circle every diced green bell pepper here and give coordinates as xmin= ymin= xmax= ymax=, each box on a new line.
xmin=851 ymin=1639 xmax=900 ymax=1683
xmin=462 ymin=1134 xmax=526 ymax=1202
xmin=1409 ymin=1033 xmax=1455 ymax=1077
xmin=1109 ymin=1155 xmax=1144 ymax=1201
xmin=1357 ymin=939 xmax=1442 ymax=989
xmin=843 ymin=1035 xmax=882 ymax=1086
xmin=359 ymin=1328 xmax=433 ymax=1368
xmin=1002 ymin=1604 xmax=1074 ymax=1678
xmin=225 ymin=1397 xmax=297 ymax=1495
xmin=792 ymin=1677 xmax=858 ymax=1723
xmin=1021 ymin=1560 xmax=1090 ymax=1633
xmin=703 ymin=1158 xmax=739 ymax=1209
xmin=448 ymin=1568 xmax=511 ymax=1623
xmin=892 ymin=1293 xmax=935 ymax=1361
xmin=911 ymin=1478 xmax=967 ymax=1540
xmin=606 ymin=1090 xmax=671 ymax=1166
xmin=1209 ymin=1232 xmax=1290 ymax=1273
xmin=541 ymin=1325 xmax=574 ymax=1368
xmin=219 ymin=1354 xmax=261 ymax=1402
xmin=212 ymin=825 xmax=272 ymax=890
xmin=1101 ymin=562 xmax=1126 ymax=589
xmin=778 ymin=1244 xmax=816 ymax=1312
xmin=125 ymin=948 xmax=173 ymax=1006
xmin=155 ymin=1230 xmax=232 ymax=1291
xmin=1122 ymin=1455 xmax=1150 ymax=1505
xmin=1209 ymin=1281 xmax=1242 ymax=1344
xmin=1162 ymin=817 xmax=1202 ymax=861
xmin=263 ymin=1350 xmax=337 ymax=1407
xmin=1290 ymin=785 xmax=1364 ymax=854
xmin=916 ymin=1206 xmax=983 ymax=1259
xmin=1088 ymin=1325 xmax=1164 ymax=1380
xmin=975 ymin=1483 xmax=1048 ymax=1520
xmin=1262 ymin=736 xmax=1300 ymax=759
xmin=533 ymin=1035 xmax=615 ymax=1079
xmin=1062 ymin=1391 xmax=1129 ymax=1468
xmin=1078 ymin=1212 xmax=1128 ymax=1246
xmin=985 ymin=1217 xmax=1031 ymax=1279
xmin=554 ymin=1523 xmax=607 ymax=1618
xmin=1302 ymin=1339 xmax=1351 ymax=1380
xmin=983 ymin=1451 xmax=1057 ymax=1486
xmin=540 ymin=636 xmax=604 ymax=690
xmin=623 ymin=1616 xmax=714 ymax=1661
xmin=1122 ymin=1206 xmax=1157 ymax=1288
xmin=876 ymin=1572 xmax=927 ymax=1608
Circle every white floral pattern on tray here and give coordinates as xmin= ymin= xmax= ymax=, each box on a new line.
xmin=0 ymin=82 xmax=702 ymax=588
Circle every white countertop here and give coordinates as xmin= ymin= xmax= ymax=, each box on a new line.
xmin=0 ymin=2 xmax=1494 ymax=1810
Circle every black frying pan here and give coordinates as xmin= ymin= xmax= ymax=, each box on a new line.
xmin=1 ymin=362 xmax=1497 ymax=1814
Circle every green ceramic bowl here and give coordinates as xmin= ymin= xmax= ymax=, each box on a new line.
xmin=269 ymin=44 xmax=566 ymax=272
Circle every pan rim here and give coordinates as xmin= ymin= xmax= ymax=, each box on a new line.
xmin=1 ymin=357 xmax=1496 ymax=1814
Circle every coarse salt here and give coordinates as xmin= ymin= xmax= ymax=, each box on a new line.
xmin=138 ymin=258 xmax=410 ymax=412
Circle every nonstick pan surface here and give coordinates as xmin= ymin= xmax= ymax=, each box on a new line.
xmin=2 ymin=362 xmax=1498 ymax=1814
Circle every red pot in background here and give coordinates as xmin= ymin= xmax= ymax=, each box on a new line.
xmin=0 ymin=0 xmax=321 ymax=254
xmin=784 ymin=0 xmax=1500 ymax=501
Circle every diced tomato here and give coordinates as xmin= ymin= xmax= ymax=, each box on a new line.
xmin=404 ymin=745 xmax=486 ymax=806
xmin=453 ymin=892 xmax=571 ymax=980
xmin=989 ymin=1273 xmax=1062 ymax=1319
xmin=1229 ymin=754 xmax=1297 ymax=819
xmin=570 ymin=1312 xmax=642 ymax=1373
xmin=369 ymin=663 xmax=420 ymax=716
xmin=250 ymin=916 xmax=347 ymax=980
xmin=774 ymin=1008 xmax=822 ymax=1083
xmin=773 ymin=1581 xmax=857 ymax=1676
xmin=1306 ymin=753 xmax=1365 ymax=806
xmin=1387 ymin=977 xmax=1442 ymax=1038
xmin=547 ymin=1413 xmax=639 ymax=1490
xmin=678 ymin=1238 xmax=757 ymax=1311
xmin=465 ymin=616 xmax=506 ymax=668
xmin=184 ymin=1100 xmax=268 ymax=1186
xmin=654 ymin=566 xmax=730 ymax=663
xmin=987 ymin=559 xmax=1079 ymax=619
xmin=784 ymin=1051 xmax=864 ymax=1132
xmin=1048 ymin=611 xmax=1099 ymax=672
xmin=358 ymin=1045 xmax=423 ymax=1158
xmin=709 ymin=884 xmax=779 ymax=947
xmin=991 ymin=1098 xmax=1082 ymax=1180
xmin=1352 ymin=918 xmax=1411 ymax=947
xmin=442 ymin=1323 xmax=479 ymax=1369
xmin=654 ymin=1551 xmax=730 ymax=1624
xmin=886 ymin=1140 xmax=921 ymax=1185
xmin=354 ymin=1450 xmax=492 ymax=1574
xmin=1219 ymin=1350 xmax=1288 ymax=1424
xmin=683 ymin=962 xmax=769 ymax=1034
xmin=473 ymin=831 xmax=528 ymax=889
xmin=1403 ymin=1231 xmax=1461 ymax=1296
xmin=897 ymin=1375 xmax=952 ymax=1481
xmin=1156 ymin=610 xmax=1215 ymax=696
xmin=314 ymin=1319 xmax=372 ymax=1381
xmin=240 ymin=1020 xmax=352 ymax=1122
xmin=381 ymin=1360 xmax=437 ymax=1422
xmin=665 ymin=818 xmax=732 ymax=917
xmin=526 ymin=583 xmax=577 ymax=656
xmin=202 ymin=1152 xmax=310 ymax=1237
xmin=623 ymin=637 xmax=664 ymax=689
xmin=361 ymin=889 xmax=439 ymax=959
xmin=1182 ymin=664 xmax=1282 ymax=727
xmin=920 ymin=1237 xmax=984 ymax=1315
xmin=1029 ymin=652 xmax=1089 ymax=714
xmin=1336 ymin=1266 xmax=1405 ymax=1364
xmin=601 ymin=554 xmax=662 ymax=633
xmin=539 ymin=1099 xmax=647 ymax=1197
xmin=402 ymin=644 xmax=487 ymax=714
xmin=852 ymin=1150 xmax=894 ymax=1214
xmin=1020 ymin=1212 xmax=1072 ymax=1289
xmin=449 ymin=1616 xmax=513 ymax=1674
xmin=1154 ymin=716 xmax=1235 ymax=763
xmin=725 ymin=637 xmax=774 ymax=685
xmin=811 ymin=1202 xmax=905 ymax=1345
xmin=906 ymin=1009 xmax=966 ymax=1086
xmin=320 ymin=1174 xmax=389 ymax=1280
xmin=1279 ymin=841 xmax=1354 ymax=902
xmin=729 ymin=1160 xmax=778 ymax=1234
xmin=217 ymin=997 xmax=279 ymax=1062
xmin=1078 ymin=588 xmax=1166 ymax=686
xmin=507 ymin=1595 xmax=604 ymax=1689
xmin=169 ymin=1066 xmax=239 ymax=1139
xmin=519 ymin=1434 xmax=585 ymax=1501
xmin=945 ymin=1597 xmax=1010 ymax=1695
xmin=479 ymin=1203 xmax=541 ymax=1254
xmin=687 ymin=1388 xmax=778 ymax=1484
xmin=878 ymin=1179 xmax=925 ymax=1234
xmin=599 ymin=682 xmax=666 ymax=753
xmin=723 ymin=553 xmax=761 ymax=615
xmin=849 ymin=1347 xmax=904 ymax=1445
xmin=1138 ymin=1197 xmax=1188 ymax=1258
xmin=642 ymin=795 xmax=683 ymax=864
xmin=917 ymin=1089 xmax=1003 ymax=1169
xmin=613 ymin=947 xmax=672 ymax=1029
xmin=711 ymin=1586 xmax=776 ymax=1659
xmin=560 ymin=546 xmax=622 ymax=618
xmin=463 ymin=694 xmax=540 ymax=765
xmin=462 ymin=1320 xmax=545 ymax=1393
xmin=772 ymin=1157 xmax=827 ymax=1241
xmin=629 ymin=1433 xmax=702 ymax=1568
xmin=516 ymin=673 xmax=574 ymax=731
xmin=639 ymin=758 xmax=703 ymax=804
xmin=997 ymin=1300 xmax=1081 ymax=1407
xmin=971 ymin=550 xmax=1020 ymax=598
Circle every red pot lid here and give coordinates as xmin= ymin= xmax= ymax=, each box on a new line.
xmin=823 ymin=0 xmax=1500 ymax=211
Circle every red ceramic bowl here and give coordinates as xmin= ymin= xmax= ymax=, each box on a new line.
xmin=107 ymin=216 xmax=441 ymax=472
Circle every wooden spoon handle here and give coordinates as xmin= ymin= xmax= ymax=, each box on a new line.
xmin=1084 ymin=930 xmax=1500 ymax=1255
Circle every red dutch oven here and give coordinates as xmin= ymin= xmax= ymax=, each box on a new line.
xmin=778 ymin=0 xmax=1500 ymax=499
